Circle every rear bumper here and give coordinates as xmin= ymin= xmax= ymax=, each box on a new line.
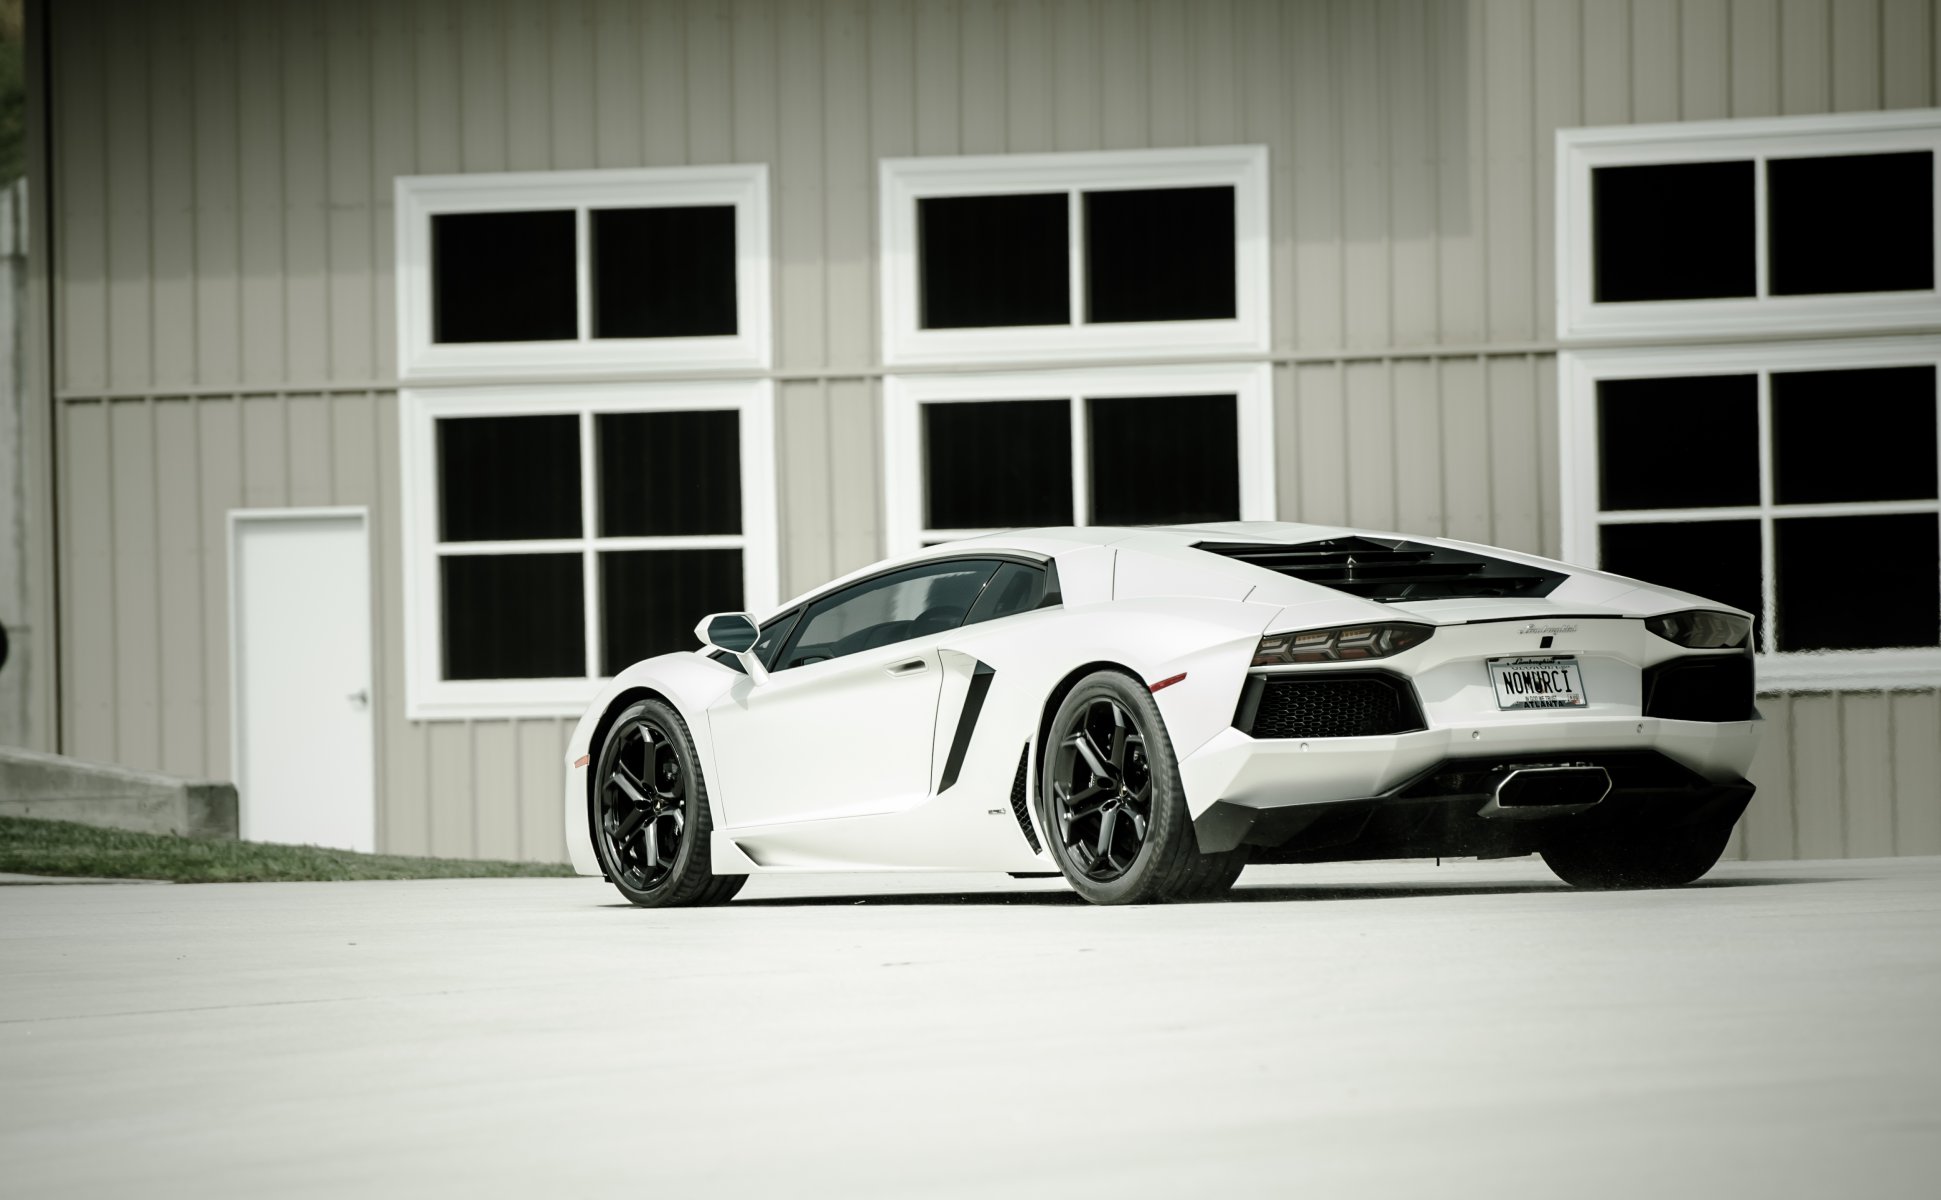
xmin=1180 ymin=715 xmax=1761 ymax=857
xmin=1192 ymin=749 xmax=1753 ymax=858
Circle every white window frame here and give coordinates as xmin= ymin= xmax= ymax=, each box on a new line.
xmin=400 ymin=380 xmax=778 ymax=720
xmin=1556 ymin=110 xmax=1941 ymax=344
xmin=1559 ymin=337 xmax=1941 ymax=693
xmin=879 ymin=146 xmax=1272 ymax=367
xmin=883 ymin=363 xmax=1277 ymax=556
xmin=395 ymin=165 xmax=772 ymax=381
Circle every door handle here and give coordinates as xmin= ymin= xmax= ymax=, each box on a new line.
xmin=347 ymin=689 xmax=370 ymax=710
xmin=886 ymin=658 xmax=928 ymax=676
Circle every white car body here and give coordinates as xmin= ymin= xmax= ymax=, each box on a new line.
xmin=563 ymin=523 xmax=1762 ymax=879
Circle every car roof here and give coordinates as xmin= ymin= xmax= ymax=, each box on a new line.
xmin=764 ymin=521 xmax=1744 ymax=624
xmin=775 ymin=522 xmax=1400 ymax=612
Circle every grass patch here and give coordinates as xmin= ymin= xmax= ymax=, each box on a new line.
xmin=0 ymin=816 xmax=577 ymax=883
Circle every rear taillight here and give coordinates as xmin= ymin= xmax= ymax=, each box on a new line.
xmin=1646 ymin=610 xmax=1751 ymax=649
xmin=1252 ymin=623 xmax=1434 ymax=666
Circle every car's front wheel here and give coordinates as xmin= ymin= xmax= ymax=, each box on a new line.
xmin=592 ymin=698 xmax=745 ymax=908
xmin=1039 ymin=670 xmax=1247 ymax=905
xmin=1540 ymin=812 xmax=1736 ymax=890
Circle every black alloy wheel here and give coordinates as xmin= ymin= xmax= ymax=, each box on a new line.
xmin=1050 ymin=696 xmax=1155 ymax=883
xmin=1039 ymin=670 xmax=1248 ymax=905
xmin=592 ymin=698 xmax=744 ymax=908
xmin=600 ymin=718 xmax=687 ymax=892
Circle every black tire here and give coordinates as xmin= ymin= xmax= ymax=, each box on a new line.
xmin=1170 ymin=846 xmax=1250 ymax=901
xmin=1540 ymin=814 xmax=1735 ymax=890
xmin=591 ymin=699 xmax=746 ymax=908
xmin=1037 ymin=670 xmax=1247 ymax=905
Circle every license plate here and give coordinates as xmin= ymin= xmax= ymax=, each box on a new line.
xmin=1489 ymin=657 xmax=1588 ymax=710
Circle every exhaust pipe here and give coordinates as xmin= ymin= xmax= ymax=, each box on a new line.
xmin=1479 ymin=765 xmax=1611 ymax=819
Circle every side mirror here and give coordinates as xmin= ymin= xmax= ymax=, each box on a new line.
xmin=694 ymin=612 xmax=768 ymax=685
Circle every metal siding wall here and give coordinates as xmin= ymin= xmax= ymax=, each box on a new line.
xmin=45 ymin=0 xmax=1941 ymax=860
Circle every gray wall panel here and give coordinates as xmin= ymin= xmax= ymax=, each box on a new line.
xmin=43 ymin=0 xmax=1941 ymax=860
xmin=192 ymin=1 xmax=242 ymax=390
xmin=153 ymin=400 xmax=206 ymax=777
xmin=1792 ymin=694 xmax=1845 ymax=859
xmin=1893 ymin=692 xmax=1941 ymax=855
xmin=474 ymin=720 xmax=522 ymax=862
xmin=58 ymin=402 xmax=111 ymax=761
xmin=196 ymin=399 xmax=242 ymax=774
xmin=1843 ymin=693 xmax=1895 ymax=858
xmin=108 ymin=402 xmax=160 ymax=770
xmin=1743 ymin=693 xmax=1797 ymax=860
xmin=1732 ymin=0 xmax=1783 ymax=117
xmin=236 ymin=2 xmax=284 ymax=390
xmin=1883 ymin=0 xmax=1935 ymax=107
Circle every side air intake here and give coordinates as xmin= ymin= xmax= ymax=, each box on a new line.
xmin=1194 ymin=537 xmax=1566 ymax=602
xmin=1644 ymin=655 xmax=1754 ymax=722
xmin=1008 ymin=745 xmax=1041 ymax=854
xmin=1234 ymin=672 xmax=1428 ymax=739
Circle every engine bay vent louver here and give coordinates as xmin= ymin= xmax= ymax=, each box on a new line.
xmin=1193 ymin=537 xmax=1567 ymax=602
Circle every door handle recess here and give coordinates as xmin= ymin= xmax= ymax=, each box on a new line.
xmin=886 ymin=658 xmax=928 ymax=676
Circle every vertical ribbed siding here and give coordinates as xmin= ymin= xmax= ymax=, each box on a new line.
xmin=45 ymin=0 xmax=1941 ymax=860
xmin=55 ymin=0 xmax=1940 ymax=395
xmin=57 ymin=389 xmax=575 ymax=863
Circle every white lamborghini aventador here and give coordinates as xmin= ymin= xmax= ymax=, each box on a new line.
xmin=563 ymin=523 xmax=1762 ymax=906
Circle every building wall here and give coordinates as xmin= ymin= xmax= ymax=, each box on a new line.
xmin=0 ymin=181 xmax=33 ymax=751
xmin=44 ymin=0 xmax=1941 ymax=860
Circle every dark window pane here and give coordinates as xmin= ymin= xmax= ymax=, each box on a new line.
xmin=438 ymin=416 xmax=581 ymax=542
xmin=1776 ymin=514 xmax=1939 ymax=651
xmin=1597 ymin=376 xmax=1759 ymax=511
xmin=1592 ymin=162 xmax=1755 ymax=302
xmin=1773 ymin=366 xmax=1938 ymax=505
xmin=591 ymin=206 xmax=738 ymax=338
xmin=432 ymin=211 xmax=577 ymax=343
xmin=754 ymin=609 xmax=803 ymax=670
xmin=782 ymin=560 xmax=1000 ymax=668
xmin=964 ymin=562 xmax=1053 ymax=626
xmin=442 ymin=554 xmax=585 ymax=679
xmin=1084 ymin=187 xmax=1237 ymax=323
xmin=1088 ymin=394 xmax=1240 ymax=525
xmin=1769 ymin=152 xmax=1934 ymax=296
xmin=1601 ymin=521 xmax=1763 ymax=644
xmin=601 ymin=549 xmax=744 ymax=675
xmin=924 ymin=400 xmax=1072 ymax=529
xmin=597 ymin=410 xmax=741 ymax=536
xmin=918 ymin=194 xmax=1069 ymax=329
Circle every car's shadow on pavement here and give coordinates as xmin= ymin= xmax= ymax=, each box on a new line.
xmin=709 ymin=874 xmax=1838 ymax=908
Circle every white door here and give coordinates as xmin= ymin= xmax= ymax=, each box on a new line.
xmin=706 ymin=557 xmax=1002 ymax=827
xmin=709 ymin=643 xmax=946 ymax=827
xmin=230 ymin=509 xmax=376 ymax=851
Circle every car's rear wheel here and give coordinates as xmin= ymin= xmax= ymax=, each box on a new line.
xmin=592 ymin=699 xmax=745 ymax=908
xmin=1039 ymin=671 xmax=1247 ymax=905
xmin=1540 ymin=812 xmax=1736 ymax=890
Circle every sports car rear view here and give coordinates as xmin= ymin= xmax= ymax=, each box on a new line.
xmin=563 ymin=523 xmax=1762 ymax=906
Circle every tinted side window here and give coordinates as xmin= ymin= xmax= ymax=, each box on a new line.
xmin=781 ymin=560 xmax=1000 ymax=668
xmin=963 ymin=562 xmax=1056 ymax=627
xmin=754 ymin=609 xmax=803 ymax=669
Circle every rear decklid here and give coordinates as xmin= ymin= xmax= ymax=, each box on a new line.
xmin=1191 ymin=532 xmax=1751 ymax=627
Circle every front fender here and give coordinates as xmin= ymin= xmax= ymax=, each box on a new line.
xmin=562 ymin=652 xmax=741 ymax=876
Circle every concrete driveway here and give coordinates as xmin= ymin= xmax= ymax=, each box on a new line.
xmin=3 ymin=858 xmax=1939 ymax=1198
